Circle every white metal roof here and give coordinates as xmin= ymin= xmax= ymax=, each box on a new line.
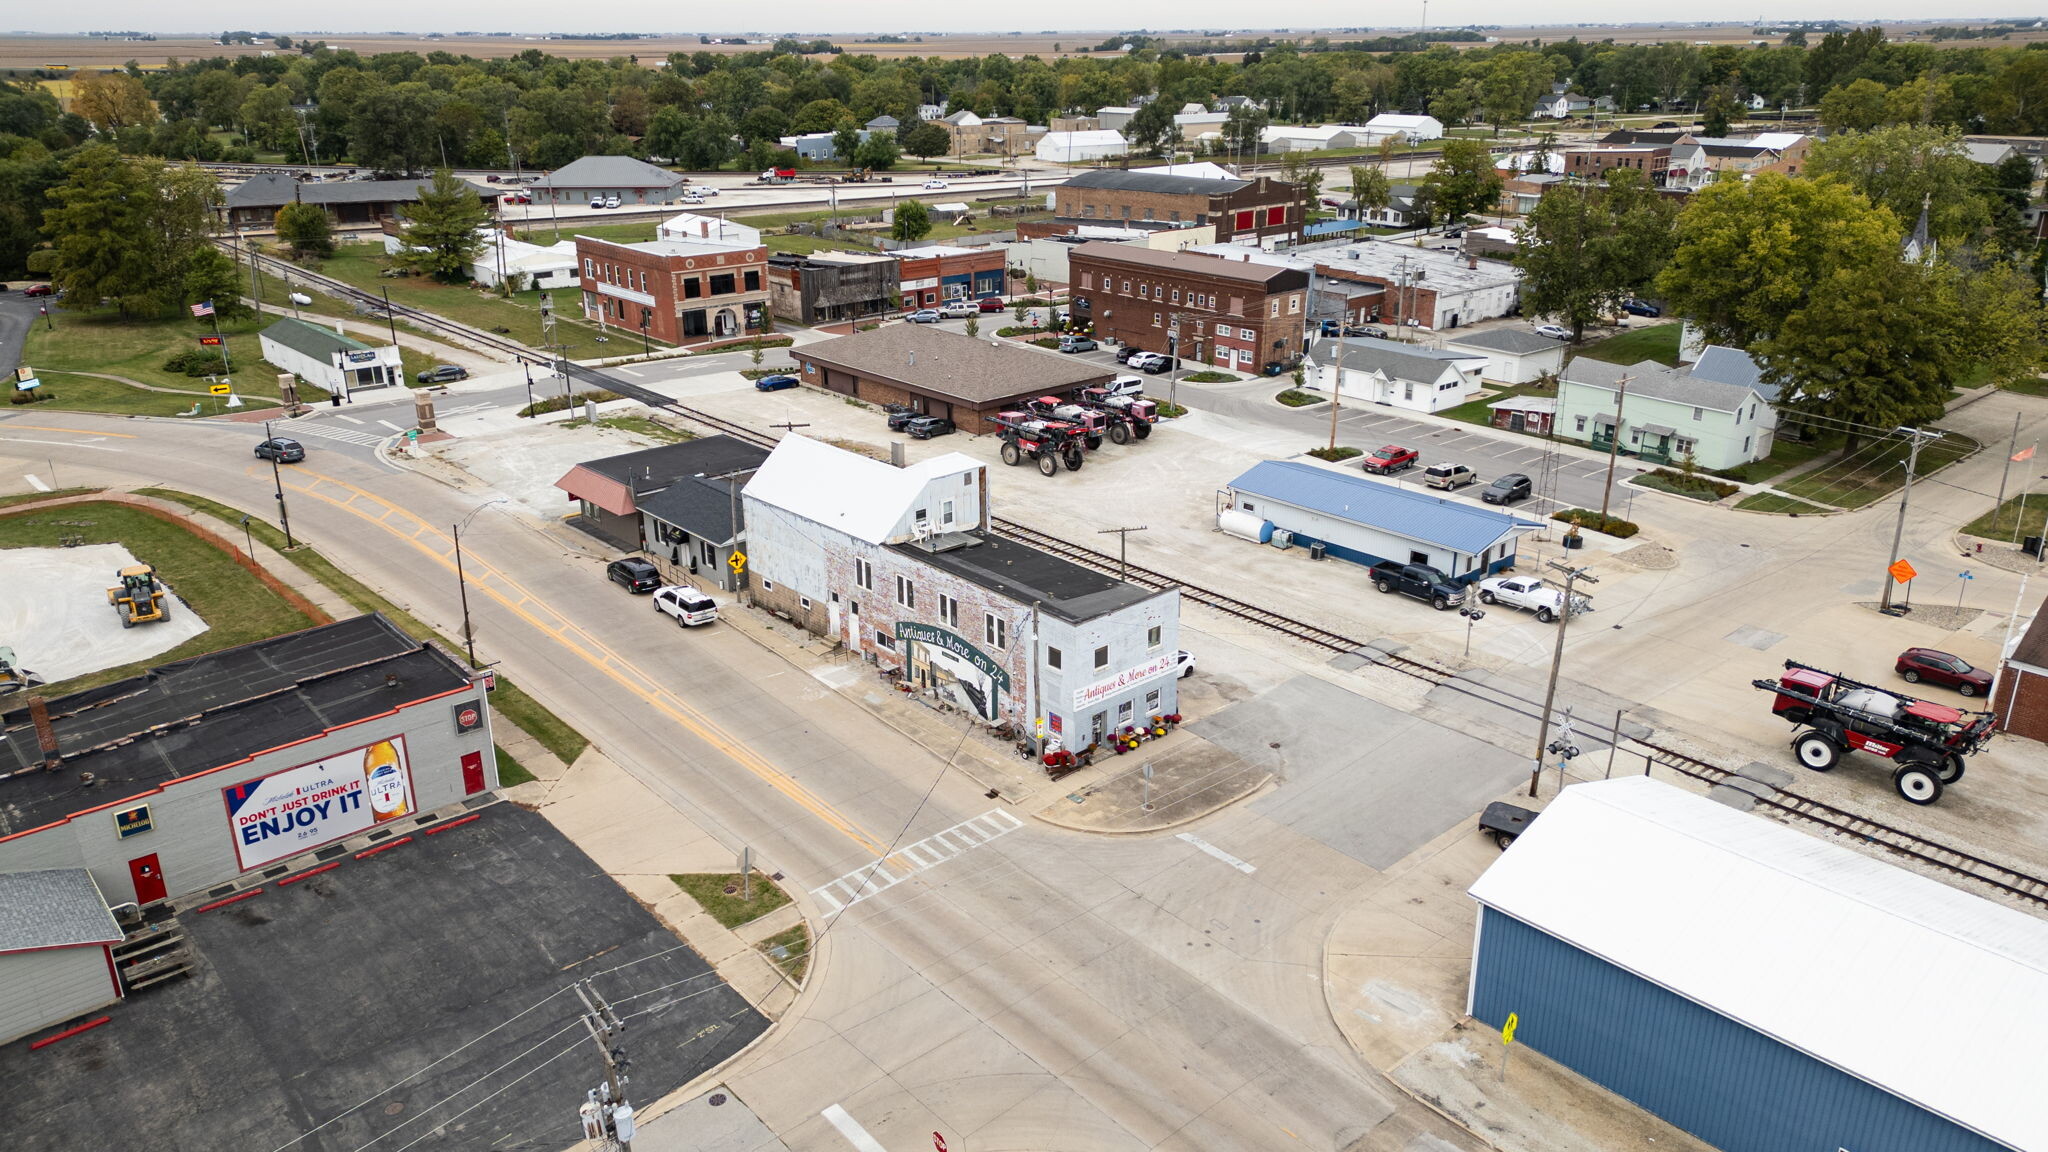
xmin=741 ymin=435 xmax=980 ymax=545
xmin=1469 ymin=776 xmax=2048 ymax=1152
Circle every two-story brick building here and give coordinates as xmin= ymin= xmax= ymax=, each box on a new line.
xmin=765 ymin=251 xmax=898 ymax=325
xmin=1053 ymin=168 xmax=1301 ymax=246
xmin=1563 ymin=145 xmax=1672 ymax=183
xmin=574 ymin=224 xmax=769 ymax=346
xmin=742 ymin=436 xmax=1181 ymax=748
xmin=1067 ymin=242 xmax=1309 ymax=372
xmin=889 ymin=244 xmax=1006 ymax=308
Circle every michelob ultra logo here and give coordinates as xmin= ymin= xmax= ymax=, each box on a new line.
xmin=222 ymin=736 xmax=414 ymax=869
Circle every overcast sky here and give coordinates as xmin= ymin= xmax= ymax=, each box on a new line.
xmin=7 ymin=4 xmax=1983 ymax=36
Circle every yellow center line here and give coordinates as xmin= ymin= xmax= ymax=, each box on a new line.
xmin=0 ymin=424 xmax=139 ymax=439
xmin=280 ymin=465 xmax=892 ymax=857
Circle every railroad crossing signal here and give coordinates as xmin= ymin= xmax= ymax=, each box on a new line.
xmin=728 ymin=551 xmax=747 ymax=573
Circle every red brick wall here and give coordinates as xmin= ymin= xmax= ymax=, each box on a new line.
xmin=1992 ymin=667 xmax=2048 ymax=742
xmin=1069 ymin=252 xmax=1307 ymax=371
xmin=575 ymin=237 xmax=770 ymax=346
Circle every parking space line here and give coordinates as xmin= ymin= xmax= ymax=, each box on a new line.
xmin=821 ymin=1104 xmax=888 ymax=1152
xmin=1177 ymin=832 xmax=1256 ymax=874
xmin=24 ymin=474 xmax=48 ymax=491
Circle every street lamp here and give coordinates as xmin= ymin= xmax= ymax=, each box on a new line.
xmin=263 ymin=419 xmax=296 ymax=549
xmin=452 ymin=498 xmax=507 ymax=668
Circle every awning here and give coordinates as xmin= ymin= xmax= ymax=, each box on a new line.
xmin=1594 ymin=412 xmax=1617 ymax=425
xmin=553 ymin=464 xmax=637 ymax=516
xmin=1639 ymin=423 xmax=1676 ymax=437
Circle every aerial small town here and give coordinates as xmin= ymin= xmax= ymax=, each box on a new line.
xmin=2 ymin=9 xmax=2047 ymax=1152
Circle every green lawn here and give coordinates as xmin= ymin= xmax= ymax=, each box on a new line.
xmin=1711 ymin=435 xmax=1829 ymax=484
xmin=1635 ymin=471 xmax=1733 ymax=502
xmin=669 ymin=872 xmax=792 ymax=929
xmin=494 ymin=744 xmax=536 ymax=787
xmin=21 ymin=307 xmax=334 ymax=417
xmin=1573 ymin=323 xmax=1683 ymax=368
xmin=519 ymin=221 xmax=655 ymax=245
xmin=1962 ymin=493 xmax=2048 ymax=541
xmin=1 ymin=501 xmax=319 ymax=695
xmin=1776 ymin=432 xmax=1980 ymax=510
xmin=2001 ymin=375 xmax=2048 ymax=399
xmin=1277 ymin=389 xmax=1326 ymax=407
xmin=314 ymin=245 xmax=618 ymax=359
xmin=1438 ymin=380 xmax=1555 ymax=429
xmin=0 ymin=487 xmax=100 ymax=509
xmin=133 ymin=487 xmax=591 ymax=766
xmin=757 ymin=923 xmax=811 ymax=982
xmin=1736 ymin=491 xmax=1832 ymax=515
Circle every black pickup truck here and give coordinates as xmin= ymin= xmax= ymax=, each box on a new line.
xmin=1369 ymin=561 xmax=1467 ymax=610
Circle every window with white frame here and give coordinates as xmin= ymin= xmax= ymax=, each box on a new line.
xmin=1144 ymin=688 xmax=1160 ymax=715
xmin=937 ymin=593 xmax=959 ymax=627
xmin=940 ymin=499 xmax=955 ymax=525
xmin=1147 ymin=625 xmax=1162 ymax=649
xmin=895 ymin=575 xmax=915 ymax=608
xmin=876 ymin=628 xmax=894 ymax=649
xmin=855 ymin=558 xmax=874 ymax=590
xmin=985 ymin=613 xmax=1008 ymax=650
xmin=1094 ymin=645 xmax=1109 ymax=669
xmin=1691 ymin=406 xmax=1703 ymax=421
xmin=1117 ymin=700 xmax=1134 ymax=724
xmin=1153 ymin=312 xmax=1162 ymax=327
xmin=1047 ymin=646 xmax=1062 ymax=669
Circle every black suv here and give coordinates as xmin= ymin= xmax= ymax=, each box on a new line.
xmin=905 ymin=416 xmax=955 ymax=439
xmin=884 ymin=404 xmax=917 ymax=431
xmin=1483 ymin=473 xmax=1533 ymax=505
xmin=254 ymin=437 xmax=305 ymax=463
xmin=606 ymin=557 xmax=662 ymax=593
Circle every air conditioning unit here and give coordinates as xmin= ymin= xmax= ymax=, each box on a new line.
xmin=1271 ymin=529 xmax=1294 ymax=549
xmin=1308 ymin=541 xmax=1327 ymax=560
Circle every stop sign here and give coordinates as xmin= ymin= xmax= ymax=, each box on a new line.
xmin=933 ymin=1134 xmax=947 ymax=1152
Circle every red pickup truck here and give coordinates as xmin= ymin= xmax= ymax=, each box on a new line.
xmin=1361 ymin=445 xmax=1418 ymax=475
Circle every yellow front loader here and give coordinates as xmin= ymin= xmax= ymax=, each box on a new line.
xmin=107 ymin=564 xmax=170 ymax=627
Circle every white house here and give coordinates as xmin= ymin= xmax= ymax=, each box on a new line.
xmin=1365 ymin=113 xmax=1444 ymax=143
xmin=1037 ymin=130 xmax=1129 ymax=163
xmin=657 ymin=212 xmax=762 ymax=249
xmin=1441 ymin=328 xmax=1568 ymax=385
xmin=1304 ymin=336 xmax=1487 ymax=413
xmin=257 ymin=316 xmax=404 ymax=397
xmin=471 ymin=233 xmax=578 ymax=290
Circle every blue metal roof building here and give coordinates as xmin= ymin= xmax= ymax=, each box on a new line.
xmin=1221 ymin=460 xmax=1542 ymax=583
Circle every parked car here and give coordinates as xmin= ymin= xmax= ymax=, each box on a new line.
xmin=603 ymin=195 xmax=621 ymax=209
xmin=1896 ymin=648 xmax=1994 ymax=697
xmin=652 ymin=584 xmax=719 ymax=626
xmin=1175 ymin=649 xmax=1196 ymax=678
xmin=486 ymin=174 xmax=503 ymax=183
xmin=695 ymin=185 xmax=718 ymax=196
xmin=1423 ymin=463 xmax=1478 ymax=490
xmin=923 ymin=179 xmax=948 ymax=189
xmin=754 ymin=374 xmax=799 ymax=392
xmin=21 ymin=283 xmax=52 ymax=297
xmin=606 ymin=558 xmax=662 ymax=593
xmin=589 ymin=196 xmax=605 ymax=209
xmin=1058 ymin=336 xmax=1098 ymax=353
xmin=1099 ymin=375 xmax=1146 ymax=398
xmin=680 ymin=193 xmax=707 ymax=205
xmin=907 ymin=309 xmax=942 ymax=324
xmin=884 ymin=403 xmax=918 ymax=430
xmin=978 ymin=297 xmax=1005 ymax=312
xmin=1621 ymin=298 xmax=1662 ymax=317
xmin=938 ymin=300 xmax=979 ymax=319
xmin=1533 ymin=324 xmax=1572 ymax=341
xmin=1482 ymin=473 xmax=1533 ymax=504
xmin=254 ymin=437 xmax=305 ymax=463
xmin=1114 ymin=345 xmax=1143 ymax=364
xmin=1361 ymin=444 xmax=1418 ymax=474
xmin=1369 ymin=561 xmax=1466 ymax=610
xmin=501 ymin=192 xmax=531 ymax=204
xmin=905 ymin=415 xmax=956 ymax=439
xmin=417 ymin=364 xmax=468 ymax=384
xmin=1478 ymin=575 xmax=1589 ymax=623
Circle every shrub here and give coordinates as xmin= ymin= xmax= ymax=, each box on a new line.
xmin=520 ymin=389 xmax=621 ymax=417
xmin=1641 ymin=468 xmax=1739 ymax=501
xmin=1308 ymin=446 xmax=1362 ymax=461
xmin=1183 ymin=371 xmax=1237 ymax=383
xmin=1550 ymin=509 xmax=1640 ymax=538
xmin=1276 ymin=389 xmax=1325 ymax=407
xmin=1153 ymin=401 xmax=1187 ymax=418
xmin=163 ymin=348 xmax=228 ymax=377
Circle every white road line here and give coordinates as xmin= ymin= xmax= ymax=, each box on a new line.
xmin=810 ymin=808 xmax=1023 ymax=914
xmin=335 ymin=414 xmax=365 ymax=424
xmin=821 ymin=1104 xmax=888 ymax=1152
xmin=1177 ymin=832 xmax=1256 ymax=873
xmin=617 ymin=367 xmax=646 ymax=377
xmin=24 ymin=474 xmax=48 ymax=491
xmin=377 ymin=419 xmax=404 ymax=431
xmin=0 ymin=437 xmax=123 ymax=452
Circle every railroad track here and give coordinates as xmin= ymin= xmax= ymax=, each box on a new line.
xmin=235 ymin=247 xmax=547 ymax=365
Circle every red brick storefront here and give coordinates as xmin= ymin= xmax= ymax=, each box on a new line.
xmin=575 ymin=235 xmax=770 ymax=346
xmin=1067 ymin=243 xmax=1309 ymax=373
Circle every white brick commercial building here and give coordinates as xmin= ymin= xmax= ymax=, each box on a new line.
xmin=742 ymin=437 xmax=1181 ymax=750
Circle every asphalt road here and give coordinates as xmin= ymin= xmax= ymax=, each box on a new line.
xmin=0 ymin=410 xmax=1481 ymax=1152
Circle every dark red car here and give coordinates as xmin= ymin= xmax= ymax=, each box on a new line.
xmin=21 ymin=283 xmax=53 ymax=297
xmin=1896 ymin=648 xmax=1993 ymax=697
xmin=1361 ymin=445 xmax=1418 ymax=475
xmin=977 ymin=296 xmax=1005 ymax=312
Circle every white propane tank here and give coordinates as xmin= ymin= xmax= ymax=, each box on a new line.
xmin=1218 ymin=509 xmax=1272 ymax=543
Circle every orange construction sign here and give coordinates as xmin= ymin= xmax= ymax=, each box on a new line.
xmin=1888 ymin=559 xmax=1918 ymax=584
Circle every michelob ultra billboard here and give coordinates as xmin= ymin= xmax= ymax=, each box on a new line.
xmin=222 ymin=736 xmax=415 ymax=869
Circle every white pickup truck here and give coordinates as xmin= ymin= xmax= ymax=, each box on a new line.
xmin=1477 ymin=575 xmax=1590 ymax=623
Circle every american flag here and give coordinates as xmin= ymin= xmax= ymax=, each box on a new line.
xmin=190 ymin=300 xmax=214 ymax=318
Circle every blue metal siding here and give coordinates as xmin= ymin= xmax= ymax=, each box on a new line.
xmin=1471 ymin=908 xmax=2011 ymax=1152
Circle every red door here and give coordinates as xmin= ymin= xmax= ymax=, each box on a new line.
xmin=460 ymin=750 xmax=486 ymax=795
xmin=128 ymin=855 xmax=167 ymax=904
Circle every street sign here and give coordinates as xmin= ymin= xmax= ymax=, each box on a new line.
xmin=1958 ymin=569 xmax=1975 ymax=581
xmin=209 ymin=383 xmax=232 ymax=395
xmin=1888 ymin=559 xmax=1918 ymax=584
xmin=405 ymin=429 xmax=420 ymax=442
xmin=728 ymin=551 xmax=747 ymax=573
xmin=198 ymin=335 xmax=223 ymax=346
xmin=933 ymin=1134 xmax=947 ymax=1152
xmin=1502 ymin=1012 xmax=1518 ymax=1045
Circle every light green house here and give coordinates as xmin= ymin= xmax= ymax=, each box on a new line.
xmin=1554 ymin=357 xmax=1775 ymax=470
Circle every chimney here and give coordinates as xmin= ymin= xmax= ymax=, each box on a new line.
xmin=29 ymin=695 xmax=58 ymax=769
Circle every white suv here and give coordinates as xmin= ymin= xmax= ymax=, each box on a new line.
xmin=652 ymin=585 xmax=718 ymax=627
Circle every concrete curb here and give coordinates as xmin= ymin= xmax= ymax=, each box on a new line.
xmin=1031 ymin=768 xmax=1275 ymax=835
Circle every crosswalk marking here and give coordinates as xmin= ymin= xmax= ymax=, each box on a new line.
xmin=810 ymin=809 xmax=1023 ymax=915
xmin=289 ymin=423 xmax=392 ymax=447
xmin=335 ymin=414 xmax=364 ymax=424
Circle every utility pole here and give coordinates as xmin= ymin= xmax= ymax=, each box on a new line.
xmin=379 ymin=286 xmax=400 ymax=350
xmin=452 ymin=499 xmax=505 ymax=668
xmin=1879 ymin=427 xmax=1941 ymax=613
xmin=1597 ymin=374 xmax=1634 ymax=520
xmin=247 ymin=237 xmax=264 ymax=316
xmin=1530 ymin=559 xmax=1597 ymax=798
xmin=573 ymin=982 xmax=636 ymax=1152
xmin=1993 ymin=410 xmax=2026 ymax=541
xmin=1328 ymin=334 xmax=1345 ymax=451
xmin=1095 ymin=525 xmax=1149 ymax=580
xmin=264 ymin=419 xmax=296 ymax=549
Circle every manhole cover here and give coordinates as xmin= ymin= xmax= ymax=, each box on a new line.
xmin=722 ymin=884 xmax=739 ymax=895
xmin=384 ymin=1102 xmax=406 ymax=1116
xmin=709 ymin=1093 xmax=728 ymax=1107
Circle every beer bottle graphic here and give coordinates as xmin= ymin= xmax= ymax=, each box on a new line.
xmin=363 ymin=740 xmax=411 ymax=823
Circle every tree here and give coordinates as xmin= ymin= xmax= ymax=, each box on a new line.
xmin=1421 ymin=139 xmax=1502 ymax=227
xmin=1278 ymin=150 xmax=1324 ymax=206
xmin=902 ymin=120 xmax=949 ymax=162
xmin=1755 ymin=262 xmax=1958 ymax=443
xmin=1125 ymin=99 xmax=1178 ymax=156
xmin=275 ymin=202 xmax=334 ymax=259
xmin=1818 ymin=77 xmax=1888 ymax=134
xmin=854 ymin=131 xmax=899 ymax=171
xmin=678 ymin=114 xmax=736 ymax=171
xmin=892 ymin=198 xmax=931 ymax=242
xmin=1349 ymin=164 xmax=1391 ymax=219
xmin=740 ymin=105 xmax=789 ymax=146
xmin=1222 ymin=104 xmax=1267 ymax=158
xmin=70 ymin=71 xmax=156 ymax=131
xmin=182 ymin=245 xmax=248 ymax=321
xmin=1654 ymin=173 xmax=1902 ymax=349
xmin=832 ymin=124 xmax=862 ymax=165
xmin=1806 ymin=125 xmax=1989 ymax=250
xmin=41 ymin=147 xmax=220 ymax=316
xmin=397 ymin=168 xmax=489 ymax=282
xmin=1515 ymin=168 xmax=1678 ymax=341
xmin=644 ymin=105 xmax=692 ymax=162
xmin=964 ymin=315 xmax=979 ymax=339
xmin=1700 ymin=84 xmax=1741 ymax=137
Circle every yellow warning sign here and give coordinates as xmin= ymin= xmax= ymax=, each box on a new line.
xmin=728 ymin=551 xmax=747 ymax=573
xmin=209 ymin=383 xmax=232 ymax=395
xmin=1888 ymin=559 xmax=1917 ymax=584
xmin=1502 ymin=1012 xmax=1519 ymax=1045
